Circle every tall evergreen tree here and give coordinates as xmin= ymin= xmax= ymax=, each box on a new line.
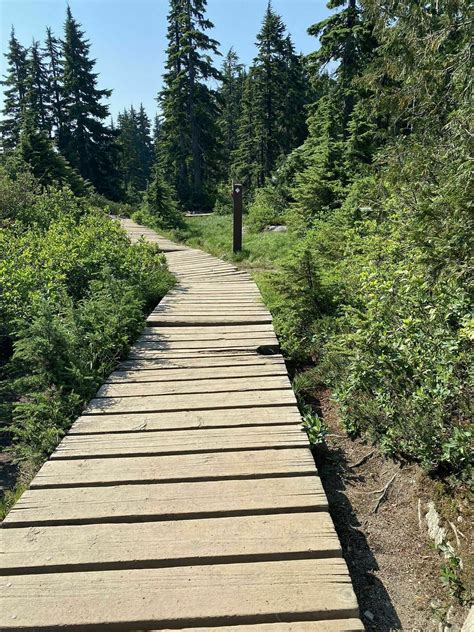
xmin=217 ymin=48 xmax=245 ymax=179
xmin=60 ymin=7 xmax=120 ymax=198
xmin=117 ymin=105 xmax=154 ymax=198
xmin=158 ymin=0 xmax=222 ymax=211
xmin=0 ymin=28 xmax=29 ymax=149
xmin=233 ymin=2 xmax=308 ymax=190
xmin=136 ymin=104 xmax=154 ymax=184
xmin=307 ymin=0 xmax=377 ymax=136
xmin=25 ymin=40 xmax=51 ymax=135
xmin=43 ymin=27 xmax=64 ymax=139
xmin=17 ymin=109 xmax=89 ymax=195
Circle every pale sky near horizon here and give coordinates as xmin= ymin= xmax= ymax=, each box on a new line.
xmin=0 ymin=0 xmax=331 ymax=121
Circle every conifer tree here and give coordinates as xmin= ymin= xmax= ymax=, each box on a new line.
xmin=158 ymin=0 xmax=222 ymax=211
xmin=1 ymin=28 xmax=29 ymax=149
xmin=217 ymin=48 xmax=245 ymax=179
xmin=25 ymin=41 xmax=51 ymax=135
xmin=145 ymin=163 xmax=184 ymax=229
xmin=136 ymin=104 xmax=154 ymax=185
xmin=117 ymin=105 xmax=154 ymax=198
xmin=307 ymin=0 xmax=377 ymax=136
xmin=43 ymin=28 xmax=64 ymax=139
xmin=17 ymin=109 xmax=89 ymax=195
xmin=233 ymin=2 xmax=308 ymax=190
xmin=60 ymin=7 xmax=120 ymax=197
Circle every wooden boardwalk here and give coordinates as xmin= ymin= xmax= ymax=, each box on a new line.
xmin=1 ymin=218 xmax=363 ymax=631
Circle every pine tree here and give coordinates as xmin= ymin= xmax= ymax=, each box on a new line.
xmin=145 ymin=163 xmax=184 ymax=228
xmin=233 ymin=2 xmax=308 ymax=191
xmin=43 ymin=28 xmax=64 ymax=140
xmin=307 ymin=0 xmax=377 ymax=136
xmin=217 ymin=48 xmax=245 ymax=179
xmin=117 ymin=105 xmax=154 ymax=198
xmin=25 ymin=41 xmax=51 ymax=135
xmin=136 ymin=104 xmax=154 ymax=186
xmin=0 ymin=28 xmax=28 ymax=149
xmin=158 ymin=0 xmax=222 ymax=212
xmin=60 ymin=7 xmax=120 ymax=198
xmin=17 ymin=109 xmax=89 ymax=195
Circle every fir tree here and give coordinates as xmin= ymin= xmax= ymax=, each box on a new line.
xmin=43 ymin=28 xmax=64 ymax=139
xmin=307 ymin=0 xmax=377 ymax=136
xmin=217 ymin=48 xmax=245 ymax=179
xmin=17 ymin=109 xmax=89 ymax=195
xmin=60 ymin=7 xmax=120 ymax=198
xmin=25 ymin=41 xmax=51 ymax=135
xmin=1 ymin=28 xmax=29 ymax=149
xmin=158 ymin=0 xmax=222 ymax=212
xmin=145 ymin=163 xmax=184 ymax=228
xmin=233 ymin=2 xmax=308 ymax=190
xmin=117 ymin=105 xmax=154 ymax=198
xmin=136 ymin=104 xmax=154 ymax=186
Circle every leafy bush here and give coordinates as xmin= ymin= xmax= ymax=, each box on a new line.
xmin=0 ymin=168 xmax=174 ymax=472
xmin=267 ymin=136 xmax=473 ymax=481
xmin=213 ymin=182 xmax=233 ymax=215
xmin=247 ymin=184 xmax=287 ymax=232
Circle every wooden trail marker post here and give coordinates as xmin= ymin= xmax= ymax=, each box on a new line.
xmin=233 ymin=182 xmax=243 ymax=253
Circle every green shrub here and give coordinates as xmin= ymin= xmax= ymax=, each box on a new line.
xmin=213 ymin=182 xmax=233 ymax=215
xmin=247 ymin=183 xmax=287 ymax=232
xmin=266 ymin=137 xmax=473 ymax=482
xmin=0 ymin=169 xmax=174 ymax=471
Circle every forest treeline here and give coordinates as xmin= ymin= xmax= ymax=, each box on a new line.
xmin=1 ymin=0 xmax=472 ymax=487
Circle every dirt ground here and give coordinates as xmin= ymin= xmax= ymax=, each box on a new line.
xmin=312 ymin=387 xmax=472 ymax=632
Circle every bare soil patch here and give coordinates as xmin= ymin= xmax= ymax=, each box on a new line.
xmin=312 ymin=387 xmax=472 ymax=631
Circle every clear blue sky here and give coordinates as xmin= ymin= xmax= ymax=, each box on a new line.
xmin=0 ymin=0 xmax=330 ymax=121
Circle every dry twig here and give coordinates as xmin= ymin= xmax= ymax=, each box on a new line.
xmin=349 ymin=451 xmax=374 ymax=468
xmin=373 ymin=474 xmax=397 ymax=513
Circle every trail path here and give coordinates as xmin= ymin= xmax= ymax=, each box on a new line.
xmin=1 ymin=217 xmax=363 ymax=631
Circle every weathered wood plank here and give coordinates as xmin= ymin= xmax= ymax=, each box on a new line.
xmin=1 ymin=512 xmax=340 ymax=574
xmin=69 ymin=406 xmax=302 ymax=434
xmin=130 ymin=337 xmax=278 ymax=351
xmin=96 ymin=375 xmax=290 ymax=398
xmin=0 ymin=559 xmax=359 ymax=630
xmin=155 ymin=622 xmax=365 ymax=632
xmin=39 ymin=448 xmax=313 ymax=483
xmin=3 ymin=476 xmax=328 ymax=527
xmin=118 ymin=354 xmax=285 ymax=370
xmin=105 ymin=365 xmax=287 ymax=383
xmin=53 ymin=425 xmax=306 ymax=458
xmin=143 ymin=324 xmax=274 ymax=334
xmin=147 ymin=315 xmax=273 ymax=325
xmin=84 ymin=389 xmax=297 ymax=414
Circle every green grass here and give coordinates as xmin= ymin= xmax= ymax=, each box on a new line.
xmin=165 ymin=214 xmax=295 ymax=272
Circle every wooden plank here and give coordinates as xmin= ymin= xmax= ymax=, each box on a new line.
xmin=141 ymin=329 xmax=275 ymax=340
xmin=69 ymin=406 xmax=302 ymax=434
xmin=143 ymin=325 xmax=274 ymax=335
xmin=84 ymin=389 xmax=297 ymax=415
xmin=96 ymin=375 xmax=290 ymax=398
xmin=0 ymin=559 xmax=359 ymax=630
xmin=1 ymin=512 xmax=341 ymax=574
xmin=155 ymin=622 xmax=364 ymax=632
xmin=38 ymin=448 xmax=313 ymax=484
xmin=105 ymin=365 xmax=287 ymax=383
xmin=130 ymin=337 xmax=278 ymax=351
xmin=118 ymin=355 xmax=285 ymax=370
xmin=128 ymin=347 xmax=278 ymax=358
xmin=3 ymin=476 xmax=328 ymax=527
xmin=147 ymin=315 xmax=273 ymax=325
xmin=53 ymin=425 xmax=306 ymax=459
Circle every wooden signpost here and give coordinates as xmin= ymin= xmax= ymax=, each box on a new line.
xmin=232 ymin=182 xmax=243 ymax=253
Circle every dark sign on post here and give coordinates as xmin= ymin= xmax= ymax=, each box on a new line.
xmin=232 ymin=182 xmax=243 ymax=253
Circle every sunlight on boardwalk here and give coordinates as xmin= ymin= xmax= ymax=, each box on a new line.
xmin=1 ymin=218 xmax=363 ymax=631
